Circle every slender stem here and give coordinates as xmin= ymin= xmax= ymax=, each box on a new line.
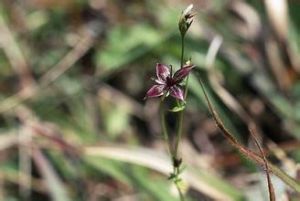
xmin=180 ymin=36 xmax=185 ymax=68
xmin=159 ymin=99 xmax=172 ymax=156
xmin=174 ymin=111 xmax=183 ymax=157
xmin=171 ymin=23 xmax=188 ymax=201
xmin=174 ymin=35 xmax=186 ymax=159
xmin=175 ymin=183 xmax=185 ymax=201
xmin=174 ymin=75 xmax=191 ymax=158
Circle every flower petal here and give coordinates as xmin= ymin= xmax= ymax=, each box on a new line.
xmin=145 ymin=85 xmax=165 ymax=99
xmin=155 ymin=79 xmax=165 ymax=85
xmin=173 ymin=64 xmax=195 ymax=83
xmin=156 ymin=63 xmax=170 ymax=81
xmin=170 ymin=86 xmax=184 ymax=101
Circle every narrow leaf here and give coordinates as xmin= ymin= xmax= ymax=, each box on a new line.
xmin=169 ymin=104 xmax=186 ymax=112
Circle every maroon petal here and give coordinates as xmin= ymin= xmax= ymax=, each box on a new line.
xmin=156 ymin=63 xmax=170 ymax=81
xmin=173 ymin=64 xmax=195 ymax=83
xmin=170 ymin=86 xmax=184 ymax=101
xmin=145 ymin=85 xmax=165 ymax=99
xmin=155 ymin=79 xmax=165 ymax=85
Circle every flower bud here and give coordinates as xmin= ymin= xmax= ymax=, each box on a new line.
xmin=178 ymin=4 xmax=195 ymax=37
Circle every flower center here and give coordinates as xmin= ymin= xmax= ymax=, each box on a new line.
xmin=166 ymin=76 xmax=175 ymax=88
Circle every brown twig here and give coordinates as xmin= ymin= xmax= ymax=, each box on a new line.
xmin=198 ymin=78 xmax=300 ymax=192
xmin=250 ymin=128 xmax=276 ymax=201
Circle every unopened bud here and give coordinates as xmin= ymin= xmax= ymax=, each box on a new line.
xmin=178 ymin=4 xmax=195 ymax=37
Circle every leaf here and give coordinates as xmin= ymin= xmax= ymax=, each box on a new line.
xmin=169 ymin=104 xmax=186 ymax=112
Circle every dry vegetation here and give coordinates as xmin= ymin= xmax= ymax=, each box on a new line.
xmin=0 ymin=0 xmax=300 ymax=200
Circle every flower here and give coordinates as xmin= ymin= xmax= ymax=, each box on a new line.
xmin=145 ymin=63 xmax=195 ymax=101
xmin=179 ymin=4 xmax=195 ymax=37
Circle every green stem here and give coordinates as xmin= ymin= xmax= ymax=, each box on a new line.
xmin=174 ymin=76 xmax=191 ymax=157
xmin=159 ymin=99 xmax=172 ymax=156
xmin=174 ymin=35 xmax=188 ymax=159
xmin=175 ymin=183 xmax=185 ymax=201
xmin=174 ymin=35 xmax=186 ymax=159
xmin=174 ymin=111 xmax=183 ymax=158
xmin=172 ymin=26 xmax=188 ymax=201
xmin=180 ymin=36 xmax=185 ymax=68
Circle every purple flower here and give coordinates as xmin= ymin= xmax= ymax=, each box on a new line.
xmin=145 ymin=63 xmax=195 ymax=101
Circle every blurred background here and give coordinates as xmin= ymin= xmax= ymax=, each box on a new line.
xmin=0 ymin=0 xmax=300 ymax=200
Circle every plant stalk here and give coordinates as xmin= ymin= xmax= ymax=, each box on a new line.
xmin=174 ymin=34 xmax=187 ymax=160
xmin=180 ymin=36 xmax=185 ymax=68
xmin=176 ymin=183 xmax=185 ymax=201
xmin=160 ymin=98 xmax=172 ymax=156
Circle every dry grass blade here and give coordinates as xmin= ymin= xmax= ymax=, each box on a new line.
xmin=85 ymin=146 xmax=242 ymax=201
xmin=18 ymin=125 xmax=32 ymax=200
xmin=0 ymin=9 xmax=35 ymax=90
xmin=229 ymin=1 xmax=261 ymax=40
xmin=206 ymin=36 xmax=257 ymax=127
xmin=0 ymin=30 xmax=95 ymax=114
xmin=198 ymin=79 xmax=300 ymax=193
xmin=249 ymin=128 xmax=275 ymax=201
xmin=267 ymin=141 xmax=296 ymax=176
xmin=264 ymin=0 xmax=288 ymax=41
xmin=0 ymin=171 xmax=46 ymax=193
xmin=39 ymin=30 xmax=95 ymax=87
xmin=0 ymin=133 xmax=18 ymax=151
xmin=32 ymin=148 xmax=71 ymax=201
xmin=263 ymin=0 xmax=300 ymax=75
